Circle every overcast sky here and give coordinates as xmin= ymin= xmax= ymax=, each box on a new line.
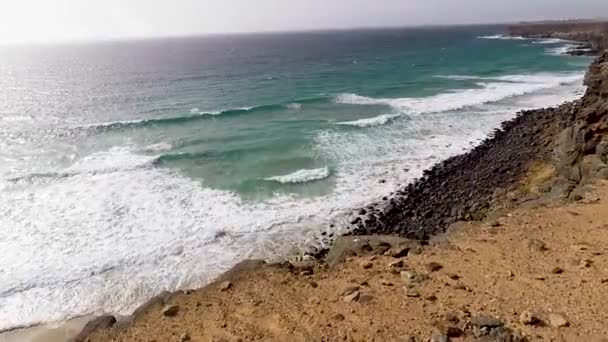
xmin=1 ymin=0 xmax=607 ymax=44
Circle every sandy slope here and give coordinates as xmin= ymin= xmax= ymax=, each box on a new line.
xmin=85 ymin=181 xmax=608 ymax=342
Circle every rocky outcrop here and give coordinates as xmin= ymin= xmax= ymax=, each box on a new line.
xmin=351 ymin=50 xmax=608 ymax=239
xmin=508 ymin=21 xmax=608 ymax=55
xmin=554 ymin=52 xmax=608 ymax=183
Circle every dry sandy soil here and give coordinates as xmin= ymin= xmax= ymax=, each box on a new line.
xmin=82 ymin=180 xmax=608 ymax=342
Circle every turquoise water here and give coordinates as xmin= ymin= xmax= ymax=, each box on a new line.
xmin=0 ymin=26 xmax=592 ymax=329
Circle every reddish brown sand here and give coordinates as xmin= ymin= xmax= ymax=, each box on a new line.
xmin=83 ymin=181 xmax=608 ymax=342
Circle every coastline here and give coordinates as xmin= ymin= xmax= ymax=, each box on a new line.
xmin=5 ymin=27 xmax=608 ymax=342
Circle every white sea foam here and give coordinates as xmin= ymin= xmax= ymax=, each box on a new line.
xmin=478 ymin=35 xmax=527 ymax=40
xmin=545 ymin=44 xmax=581 ymax=56
xmin=286 ymin=103 xmax=302 ymax=110
xmin=532 ymin=38 xmax=573 ymax=44
xmin=433 ymin=75 xmax=485 ymax=80
xmin=336 ymin=113 xmax=401 ymax=127
xmin=265 ymin=167 xmax=331 ymax=184
xmin=336 ymin=72 xmax=584 ymax=115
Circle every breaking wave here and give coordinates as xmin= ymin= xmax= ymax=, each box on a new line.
xmin=336 ymin=72 xmax=584 ymax=115
xmin=336 ymin=114 xmax=401 ymax=127
xmin=264 ymin=167 xmax=331 ymax=184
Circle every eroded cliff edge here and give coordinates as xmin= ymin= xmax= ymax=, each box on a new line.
xmin=508 ymin=20 xmax=608 ymax=55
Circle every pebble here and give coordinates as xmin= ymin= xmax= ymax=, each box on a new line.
xmin=469 ymin=315 xmax=504 ymax=328
xmin=343 ymin=291 xmax=361 ymax=303
xmin=219 ymin=281 xmax=233 ymax=291
xmin=548 ymin=313 xmax=569 ymax=328
xmin=361 ymin=261 xmax=373 ymax=269
xmin=429 ymin=333 xmax=449 ymax=342
xmin=162 ymin=305 xmax=180 ymax=317
xmin=180 ymin=333 xmax=191 ymax=342
xmin=389 ymin=260 xmax=405 ymax=268
xmin=340 ymin=286 xmax=360 ymax=296
xmin=527 ymin=238 xmax=548 ymax=252
xmin=405 ymin=287 xmax=421 ymax=298
xmin=551 ymin=267 xmax=565 ymax=274
xmin=519 ymin=311 xmax=541 ymax=325
xmin=425 ymin=262 xmax=443 ymax=272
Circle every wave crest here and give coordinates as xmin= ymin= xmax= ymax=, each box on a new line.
xmin=264 ymin=167 xmax=331 ymax=184
xmin=336 ymin=114 xmax=401 ymax=127
xmin=336 ymin=72 xmax=584 ymax=115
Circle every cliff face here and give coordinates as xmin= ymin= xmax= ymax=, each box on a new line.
xmin=554 ymin=51 xmax=608 ymax=184
xmin=508 ymin=21 xmax=608 ymax=53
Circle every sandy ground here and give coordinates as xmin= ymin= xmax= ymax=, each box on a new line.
xmin=76 ymin=181 xmax=608 ymax=342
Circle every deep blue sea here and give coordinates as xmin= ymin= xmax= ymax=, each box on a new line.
xmin=0 ymin=26 xmax=592 ymax=328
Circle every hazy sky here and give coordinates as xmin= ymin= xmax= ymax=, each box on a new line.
xmin=1 ymin=0 xmax=607 ymax=44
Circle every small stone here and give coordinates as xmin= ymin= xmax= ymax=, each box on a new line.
xmin=333 ymin=313 xmax=345 ymax=321
xmin=340 ymin=286 xmax=360 ymax=296
xmin=430 ymin=333 xmax=449 ymax=342
xmin=520 ymin=311 xmax=541 ymax=325
xmin=180 ymin=333 xmax=191 ymax=342
xmin=445 ymin=311 xmax=460 ymax=323
xmin=405 ymin=287 xmax=420 ymax=298
xmin=551 ymin=267 xmax=565 ymax=274
xmin=390 ymin=245 xmax=412 ymax=258
xmin=426 ymin=262 xmax=443 ymax=272
xmin=469 ymin=315 xmax=504 ymax=328
xmin=343 ymin=291 xmax=361 ymax=302
xmin=571 ymin=243 xmax=590 ymax=251
xmin=389 ymin=260 xmax=405 ymax=268
xmin=219 ymin=281 xmax=233 ymax=291
xmin=506 ymin=270 xmax=515 ymax=278
xmin=301 ymin=269 xmax=313 ymax=276
xmin=488 ymin=220 xmax=501 ymax=227
xmin=162 ymin=305 xmax=180 ymax=317
xmin=381 ymin=280 xmax=394 ymax=286
xmin=548 ymin=313 xmax=569 ymax=328
xmin=425 ymin=294 xmax=438 ymax=301
xmin=452 ymin=282 xmax=467 ymax=290
xmin=361 ymin=261 xmax=373 ymax=269
xmin=359 ymin=294 xmax=374 ymax=304
xmin=533 ymin=275 xmax=546 ymax=281
xmin=446 ymin=273 xmax=460 ymax=280
xmin=527 ymin=238 xmax=548 ymax=252
xmin=399 ymin=335 xmax=416 ymax=342
xmin=400 ymin=271 xmax=428 ymax=284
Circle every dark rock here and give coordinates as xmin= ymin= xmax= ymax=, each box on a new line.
xmin=74 ymin=315 xmax=117 ymax=342
xmin=219 ymin=281 xmax=233 ymax=291
xmin=162 ymin=304 xmax=180 ymax=317
xmin=425 ymin=262 xmax=443 ymax=272
xmin=469 ymin=315 xmax=504 ymax=329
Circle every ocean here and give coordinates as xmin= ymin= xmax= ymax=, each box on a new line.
xmin=0 ymin=26 xmax=592 ymax=329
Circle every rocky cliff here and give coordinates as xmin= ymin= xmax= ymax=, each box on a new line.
xmin=508 ymin=21 xmax=608 ymax=54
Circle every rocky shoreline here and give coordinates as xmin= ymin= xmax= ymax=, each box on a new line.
xmin=347 ymin=49 xmax=608 ymax=243
xmin=508 ymin=20 xmax=608 ymax=56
